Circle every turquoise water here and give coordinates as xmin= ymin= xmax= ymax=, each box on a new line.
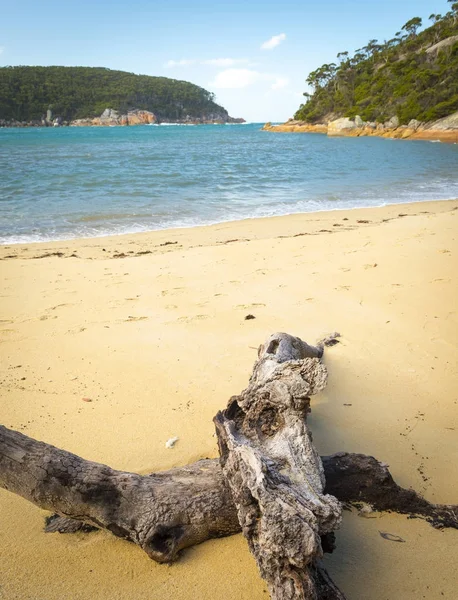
xmin=0 ymin=123 xmax=457 ymax=244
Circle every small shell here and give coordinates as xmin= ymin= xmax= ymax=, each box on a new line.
xmin=165 ymin=436 xmax=179 ymax=449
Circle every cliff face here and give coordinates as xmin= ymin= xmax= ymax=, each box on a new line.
xmin=263 ymin=110 xmax=458 ymax=143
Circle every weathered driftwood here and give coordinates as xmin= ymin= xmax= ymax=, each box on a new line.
xmin=1 ymin=424 xmax=456 ymax=550
xmin=0 ymin=425 xmax=239 ymax=563
xmin=214 ymin=333 xmax=344 ymax=599
xmin=321 ymin=452 xmax=458 ymax=529
xmin=1 ymin=332 xmax=457 ymax=597
xmin=41 ymin=453 xmax=458 ymax=536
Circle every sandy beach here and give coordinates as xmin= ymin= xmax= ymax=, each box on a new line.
xmin=1 ymin=199 xmax=457 ymax=599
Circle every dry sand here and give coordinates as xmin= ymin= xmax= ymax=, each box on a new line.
xmin=0 ymin=200 xmax=457 ymax=599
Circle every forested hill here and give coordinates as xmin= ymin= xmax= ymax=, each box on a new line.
xmin=0 ymin=66 xmax=236 ymax=123
xmin=295 ymin=1 xmax=458 ymax=124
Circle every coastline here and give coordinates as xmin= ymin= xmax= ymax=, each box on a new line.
xmin=263 ymin=120 xmax=458 ymax=144
xmin=1 ymin=199 xmax=457 ymax=599
xmin=1 ymin=198 xmax=457 ymax=253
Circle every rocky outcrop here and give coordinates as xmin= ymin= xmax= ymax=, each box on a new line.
xmin=327 ymin=117 xmax=358 ymax=136
xmin=425 ymin=35 xmax=458 ymax=56
xmin=71 ymin=108 xmax=157 ymax=127
xmin=68 ymin=108 xmax=245 ymax=127
xmin=263 ymin=111 xmax=458 ymax=143
xmin=0 ymin=109 xmax=245 ymax=128
xmin=263 ymin=120 xmax=327 ymax=134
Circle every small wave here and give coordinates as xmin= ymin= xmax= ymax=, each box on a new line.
xmin=2 ymin=126 xmax=458 ymax=245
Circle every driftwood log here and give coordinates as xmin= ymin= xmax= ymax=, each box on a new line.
xmin=214 ymin=333 xmax=344 ymax=599
xmin=1 ymin=333 xmax=457 ymax=598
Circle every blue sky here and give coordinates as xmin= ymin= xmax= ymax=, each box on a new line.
xmin=0 ymin=0 xmax=451 ymax=121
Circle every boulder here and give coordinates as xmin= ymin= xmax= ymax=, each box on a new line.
xmin=71 ymin=108 xmax=157 ymax=127
xmin=355 ymin=115 xmax=364 ymax=127
xmin=408 ymin=119 xmax=421 ymax=131
xmin=327 ymin=117 xmax=357 ymax=136
xmin=427 ymin=110 xmax=458 ymax=131
xmin=126 ymin=109 xmax=156 ymax=125
xmin=100 ymin=108 xmax=119 ymax=120
xmin=384 ymin=116 xmax=399 ymax=128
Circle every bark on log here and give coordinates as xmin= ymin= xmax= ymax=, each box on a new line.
xmin=1 ymin=426 xmax=456 ymax=559
xmin=0 ymin=424 xmax=239 ymax=563
xmin=44 ymin=452 xmax=458 ymax=536
xmin=321 ymin=452 xmax=458 ymax=529
xmin=214 ymin=333 xmax=345 ymax=599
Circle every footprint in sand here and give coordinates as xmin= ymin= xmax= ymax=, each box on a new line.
xmin=162 ymin=287 xmax=185 ymax=297
xmin=0 ymin=328 xmax=17 ymax=338
xmin=49 ymin=303 xmax=73 ymax=310
xmin=124 ymin=316 xmax=148 ymax=322
xmin=236 ymin=303 xmax=266 ymax=309
xmin=176 ymin=314 xmax=209 ymax=323
xmin=66 ymin=326 xmax=86 ymax=334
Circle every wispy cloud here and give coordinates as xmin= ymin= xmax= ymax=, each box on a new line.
xmin=164 ymin=59 xmax=196 ymax=68
xmin=210 ymin=69 xmax=290 ymax=91
xmin=261 ymin=33 xmax=286 ymax=50
xmin=202 ymin=58 xmax=249 ymax=67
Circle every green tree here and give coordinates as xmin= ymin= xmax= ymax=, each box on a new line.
xmin=402 ymin=17 xmax=423 ymax=37
xmin=0 ymin=67 xmax=234 ymax=123
xmin=294 ymin=9 xmax=458 ymax=125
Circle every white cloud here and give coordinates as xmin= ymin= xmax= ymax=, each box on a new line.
xmin=202 ymin=58 xmax=249 ymax=67
xmin=210 ymin=68 xmax=263 ymax=89
xmin=271 ymin=77 xmax=289 ymax=90
xmin=261 ymin=33 xmax=286 ymax=50
xmin=164 ymin=59 xmax=195 ymax=68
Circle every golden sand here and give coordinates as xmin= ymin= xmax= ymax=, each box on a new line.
xmin=1 ymin=200 xmax=457 ymax=599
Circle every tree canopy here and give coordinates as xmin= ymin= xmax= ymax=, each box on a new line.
xmin=295 ymin=5 xmax=458 ymax=124
xmin=0 ymin=66 xmax=232 ymax=123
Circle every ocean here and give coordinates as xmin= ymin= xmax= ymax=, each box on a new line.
xmin=0 ymin=123 xmax=457 ymax=244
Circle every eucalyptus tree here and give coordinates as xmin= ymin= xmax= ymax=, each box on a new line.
xmin=401 ymin=17 xmax=423 ymax=37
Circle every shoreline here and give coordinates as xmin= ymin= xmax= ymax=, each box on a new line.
xmin=1 ymin=198 xmax=457 ymax=599
xmin=263 ymin=120 xmax=458 ymax=144
xmin=2 ymin=198 xmax=458 ymax=251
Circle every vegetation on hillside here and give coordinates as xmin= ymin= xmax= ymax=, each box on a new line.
xmin=0 ymin=66 xmax=231 ymax=122
xmin=295 ymin=1 xmax=458 ymax=124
